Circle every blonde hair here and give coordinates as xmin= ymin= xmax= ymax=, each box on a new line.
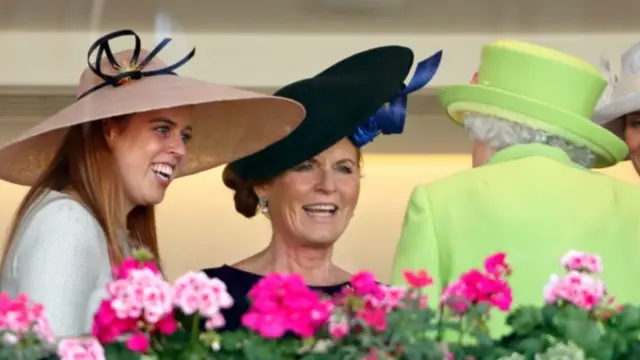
xmin=0 ymin=116 xmax=160 ymax=267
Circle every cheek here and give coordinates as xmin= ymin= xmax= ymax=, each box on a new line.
xmin=339 ymin=178 xmax=360 ymax=208
xmin=626 ymin=129 xmax=640 ymax=153
xmin=113 ymin=136 xmax=164 ymax=172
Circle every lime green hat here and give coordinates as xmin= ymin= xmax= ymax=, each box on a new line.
xmin=438 ymin=40 xmax=628 ymax=168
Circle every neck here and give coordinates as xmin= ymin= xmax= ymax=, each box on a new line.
xmin=257 ymin=234 xmax=336 ymax=286
xmin=114 ymin=197 xmax=134 ymax=232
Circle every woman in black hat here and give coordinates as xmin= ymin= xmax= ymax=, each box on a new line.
xmin=202 ymin=45 xmax=443 ymax=331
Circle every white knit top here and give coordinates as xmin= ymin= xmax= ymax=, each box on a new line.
xmin=0 ymin=190 xmax=129 ymax=337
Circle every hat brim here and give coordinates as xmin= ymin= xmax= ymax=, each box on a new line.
xmin=0 ymin=75 xmax=305 ymax=186
xmin=592 ymin=92 xmax=638 ymax=152
xmin=231 ymin=46 xmax=415 ymax=180
xmin=593 ymin=91 xmax=640 ymax=128
xmin=438 ymin=84 xmax=628 ymax=168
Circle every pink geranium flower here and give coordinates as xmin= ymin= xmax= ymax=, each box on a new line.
xmin=0 ymin=292 xmax=54 ymax=344
xmin=440 ymin=253 xmax=513 ymax=314
xmin=172 ymin=271 xmax=234 ymax=330
xmin=560 ymin=250 xmax=603 ymax=274
xmin=484 ymin=252 xmax=511 ymax=277
xmin=544 ymin=271 xmax=606 ymax=310
xmin=92 ymin=265 xmax=177 ymax=353
xmin=58 ymin=337 xmax=105 ymax=360
xmin=241 ymin=273 xmax=331 ymax=339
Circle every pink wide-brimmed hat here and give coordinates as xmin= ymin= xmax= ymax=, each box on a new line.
xmin=0 ymin=29 xmax=305 ymax=186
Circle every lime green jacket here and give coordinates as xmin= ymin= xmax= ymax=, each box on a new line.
xmin=390 ymin=143 xmax=640 ymax=337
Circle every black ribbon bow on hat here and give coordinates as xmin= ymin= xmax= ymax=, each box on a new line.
xmin=77 ymin=29 xmax=196 ymax=100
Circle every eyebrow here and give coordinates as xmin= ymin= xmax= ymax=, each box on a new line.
xmin=336 ymin=159 xmax=357 ymax=166
xmin=309 ymin=158 xmax=357 ymax=166
xmin=149 ymin=117 xmax=193 ymax=132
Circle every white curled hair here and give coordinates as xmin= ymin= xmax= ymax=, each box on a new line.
xmin=462 ymin=112 xmax=596 ymax=168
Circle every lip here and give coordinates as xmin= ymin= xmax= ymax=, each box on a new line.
xmin=152 ymin=161 xmax=178 ymax=168
xmin=151 ymin=162 xmax=176 ymax=187
xmin=302 ymin=203 xmax=339 ymax=217
xmin=303 ymin=202 xmax=339 ymax=208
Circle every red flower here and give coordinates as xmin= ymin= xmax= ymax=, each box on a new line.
xmin=402 ymin=270 xmax=433 ymax=288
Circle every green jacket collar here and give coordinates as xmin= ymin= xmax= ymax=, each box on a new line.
xmin=487 ymin=143 xmax=582 ymax=168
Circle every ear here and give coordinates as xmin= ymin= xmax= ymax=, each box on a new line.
xmin=253 ymin=183 xmax=271 ymax=199
xmin=102 ymin=117 xmax=130 ymax=148
xmin=102 ymin=119 xmax=118 ymax=147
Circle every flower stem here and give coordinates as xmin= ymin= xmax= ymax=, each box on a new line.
xmin=190 ymin=312 xmax=201 ymax=345
xmin=436 ymin=305 xmax=445 ymax=341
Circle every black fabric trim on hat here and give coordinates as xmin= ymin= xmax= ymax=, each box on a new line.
xmin=77 ymin=29 xmax=195 ymax=100
xmin=230 ymin=45 xmax=442 ymax=180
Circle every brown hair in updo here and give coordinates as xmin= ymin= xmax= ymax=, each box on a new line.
xmin=222 ymin=164 xmax=274 ymax=218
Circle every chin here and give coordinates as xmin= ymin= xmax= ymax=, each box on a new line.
xmin=139 ymin=192 xmax=166 ymax=206
xmin=302 ymin=233 xmax=341 ymax=247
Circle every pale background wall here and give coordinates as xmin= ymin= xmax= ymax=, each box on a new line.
xmin=2 ymin=0 xmax=640 ymax=281
xmin=0 ymin=123 xmax=637 ymax=282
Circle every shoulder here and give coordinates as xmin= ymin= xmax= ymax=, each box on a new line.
xmin=201 ymin=265 xmax=260 ymax=300
xmin=202 ymin=265 xmax=258 ymax=285
xmin=27 ymin=192 xmax=101 ymax=231
xmin=11 ymin=191 xmax=105 ymax=258
xmin=409 ymin=166 xmax=483 ymax=198
xmin=201 ymin=266 xmax=228 ymax=279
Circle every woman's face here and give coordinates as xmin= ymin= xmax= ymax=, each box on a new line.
xmin=624 ymin=111 xmax=640 ymax=174
xmin=105 ymin=106 xmax=192 ymax=208
xmin=257 ymin=138 xmax=361 ymax=247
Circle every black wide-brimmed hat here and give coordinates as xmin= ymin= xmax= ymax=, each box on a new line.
xmin=230 ymin=45 xmax=443 ymax=180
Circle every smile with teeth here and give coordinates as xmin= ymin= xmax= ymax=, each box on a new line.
xmin=303 ymin=204 xmax=338 ymax=216
xmin=151 ymin=164 xmax=174 ymax=182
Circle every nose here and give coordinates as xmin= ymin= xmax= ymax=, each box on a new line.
xmin=315 ymin=168 xmax=337 ymax=194
xmin=168 ymin=135 xmax=187 ymax=158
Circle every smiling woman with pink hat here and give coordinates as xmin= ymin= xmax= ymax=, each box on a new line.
xmin=0 ymin=29 xmax=305 ymax=337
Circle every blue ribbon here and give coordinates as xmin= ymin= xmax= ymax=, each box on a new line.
xmin=351 ymin=50 xmax=443 ymax=147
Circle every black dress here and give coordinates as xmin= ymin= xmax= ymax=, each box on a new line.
xmin=202 ymin=265 xmax=350 ymax=332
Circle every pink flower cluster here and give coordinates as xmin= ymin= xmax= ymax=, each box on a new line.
xmin=440 ymin=253 xmax=513 ymax=314
xmin=544 ymin=250 xmax=608 ymax=310
xmin=328 ymin=270 xmax=432 ymax=340
xmin=172 ymin=271 xmax=234 ymax=330
xmin=92 ymin=258 xmax=177 ymax=353
xmin=544 ymin=272 xmax=606 ymax=310
xmin=560 ymin=250 xmax=603 ymax=274
xmin=241 ymin=273 xmax=332 ymax=339
xmin=0 ymin=292 xmax=53 ymax=344
xmin=92 ymin=257 xmax=236 ymax=353
xmin=330 ymin=272 xmax=392 ymax=338
xmin=57 ymin=337 xmax=105 ymax=360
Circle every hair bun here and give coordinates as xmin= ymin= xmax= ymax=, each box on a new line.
xmin=222 ymin=164 xmax=259 ymax=218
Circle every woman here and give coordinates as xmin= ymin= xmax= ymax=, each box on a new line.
xmin=202 ymin=45 xmax=443 ymax=331
xmin=593 ymin=42 xmax=640 ymax=175
xmin=0 ymin=29 xmax=305 ymax=337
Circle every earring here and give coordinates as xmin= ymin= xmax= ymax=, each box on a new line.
xmin=258 ymin=196 xmax=269 ymax=215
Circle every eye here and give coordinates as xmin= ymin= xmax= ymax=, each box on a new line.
xmin=181 ymin=132 xmax=192 ymax=144
xmin=336 ymin=164 xmax=354 ymax=174
xmin=291 ymin=161 xmax=313 ymax=172
xmin=155 ymin=126 xmax=171 ymax=137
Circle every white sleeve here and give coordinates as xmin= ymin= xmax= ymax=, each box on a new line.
xmin=10 ymin=198 xmax=107 ymax=337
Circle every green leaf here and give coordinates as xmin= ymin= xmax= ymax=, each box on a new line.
xmin=506 ymin=306 xmax=543 ymax=335
xmin=102 ymin=342 xmax=143 ymax=360
xmin=611 ymin=305 xmax=640 ymax=332
xmin=513 ymin=337 xmax=548 ymax=355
